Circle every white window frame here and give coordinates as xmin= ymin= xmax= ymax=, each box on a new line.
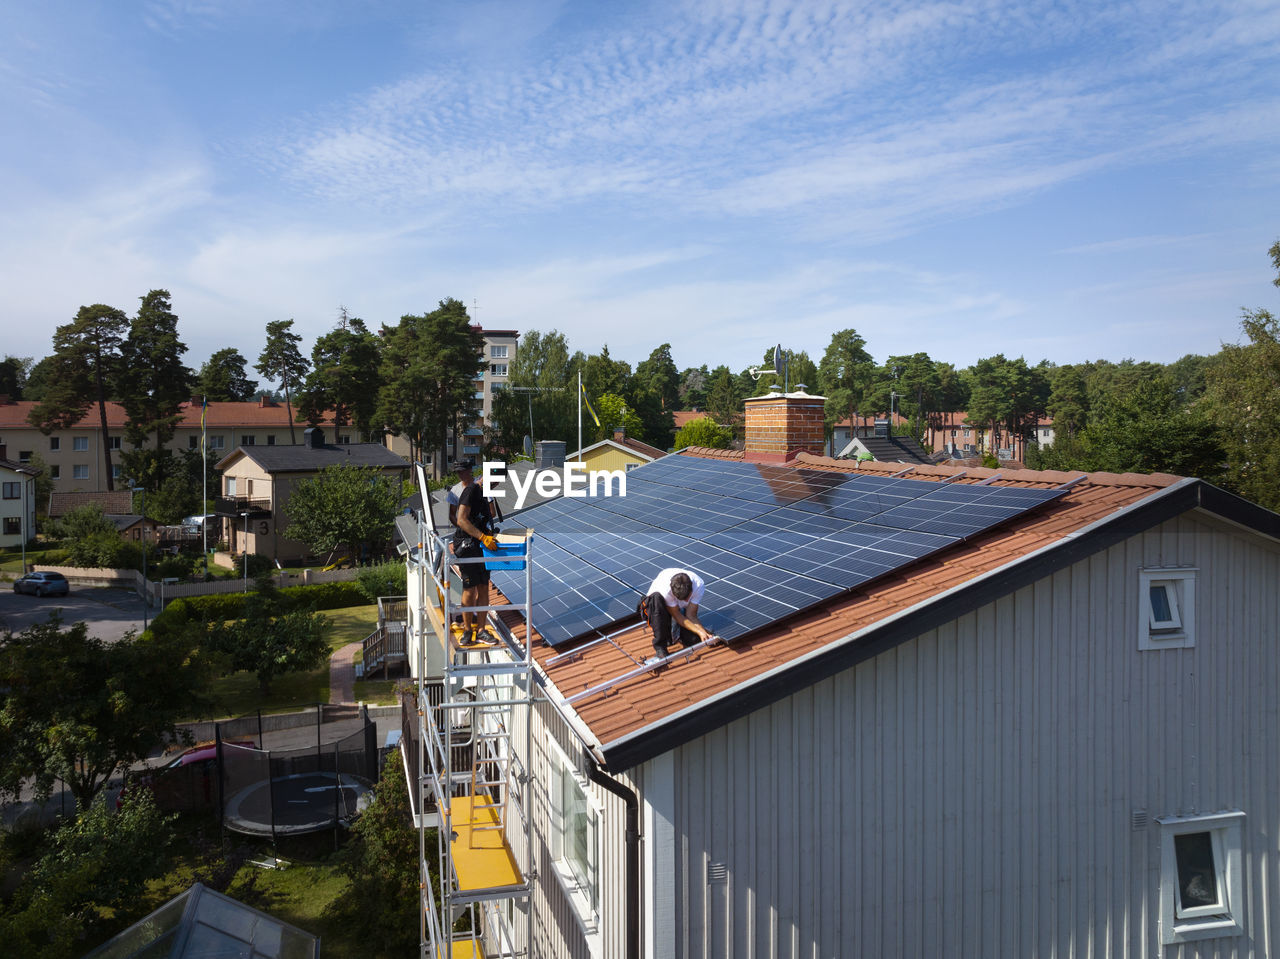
xmin=241 ymin=434 xmax=255 ymax=446
xmin=72 ymin=464 xmax=89 ymax=480
xmin=1157 ymin=810 xmax=1245 ymax=945
xmin=73 ymin=436 xmax=89 ymax=452
xmin=548 ymin=738 xmax=601 ymax=942
xmin=1138 ymin=568 xmax=1196 ymax=650
xmin=50 ymin=465 xmax=60 ymax=480
xmin=108 ymin=435 xmax=122 ymax=451
xmin=226 ymin=477 xmax=237 ymax=496
xmin=207 ymin=435 xmax=225 ymax=449
xmin=490 ymin=345 xmax=509 ymax=358
xmin=49 ymin=437 xmax=60 ymax=451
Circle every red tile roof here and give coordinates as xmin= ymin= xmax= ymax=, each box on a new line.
xmin=511 ymin=448 xmax=1191 ymax=769
xmin=0 ymin=399 xmax=335 ymax=430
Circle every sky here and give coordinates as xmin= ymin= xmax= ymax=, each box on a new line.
xmin=3 ymin=0 xmax=1279 ymax=380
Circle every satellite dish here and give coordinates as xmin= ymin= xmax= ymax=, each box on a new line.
xmin=522 ymin=435 xmax=533 ymax=457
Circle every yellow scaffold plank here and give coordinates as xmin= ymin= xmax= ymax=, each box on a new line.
xmin=438 ymin=940 xmax=485 ymax=959
xmin=449 ymin=794 xmax=523 ymax=891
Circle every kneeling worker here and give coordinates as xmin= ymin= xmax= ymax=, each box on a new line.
xmin=642 ymin=568 xmax=712 ymax=661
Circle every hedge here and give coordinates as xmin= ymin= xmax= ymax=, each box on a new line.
xmin=148 ymin=581 xmax=369 ymax=640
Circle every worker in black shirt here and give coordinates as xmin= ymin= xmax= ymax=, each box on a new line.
xmin=452 ymin=460 xmax=499 ymax=646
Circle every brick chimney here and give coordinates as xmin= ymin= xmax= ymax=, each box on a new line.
xmin=613 ymin=427 xmax=627 ymax=444
xmin=744 ymin=388 xmax=826 ymax=463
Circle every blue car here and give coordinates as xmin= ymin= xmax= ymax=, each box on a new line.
xmin=12 ymin=571 xmax=70 ymax=597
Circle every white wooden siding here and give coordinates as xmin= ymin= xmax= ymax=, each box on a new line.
xmin=642 ymin=511 xmax=1280 ymax=959
xmin=513 ymin=697 xmax=633 ymax=959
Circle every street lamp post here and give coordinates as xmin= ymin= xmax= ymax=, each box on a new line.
xmin=241 ymin=511 xmax=251 ymax=592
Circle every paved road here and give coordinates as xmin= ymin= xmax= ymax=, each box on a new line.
xmin=0 ymin=585 xmax=152 ymax=641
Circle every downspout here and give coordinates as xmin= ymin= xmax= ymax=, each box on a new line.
xmin=587 ymin=760 xmax=639 ymax=959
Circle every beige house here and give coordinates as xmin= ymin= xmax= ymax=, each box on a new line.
xmin=215 ymin=427 xmax=408 ymax=563
xmin=0 ymin=448 xmax=39 ymax=549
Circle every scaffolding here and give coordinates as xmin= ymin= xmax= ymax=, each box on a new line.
xmin=410 ymin=496 xmax=536 ymax=959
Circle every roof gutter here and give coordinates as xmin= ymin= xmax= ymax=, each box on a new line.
xmin=601 ymin=477 xmax=1215 ymax=771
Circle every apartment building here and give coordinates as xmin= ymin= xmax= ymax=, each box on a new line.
xmin=0 ymin=396 xmax=338 ymax=498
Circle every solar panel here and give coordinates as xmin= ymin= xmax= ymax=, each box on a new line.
xmin=488 ymin=457 xmax=1068 ymax=647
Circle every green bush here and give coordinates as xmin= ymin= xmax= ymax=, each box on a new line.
xmin=154 ymin=554 xmax=195 ymax=581
xmin=279 ymin=581 xmax=368 ymax=611
xmin=237 ymin=552 xmax=274 ymax=578
xmin=356 ymin=561 xmax=407 ymax=603
xmin=148 ymin=581 xmax=369 ymax=641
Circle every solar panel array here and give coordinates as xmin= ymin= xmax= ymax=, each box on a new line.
xmin=489 ymin=457 xmax=1067 ymax=647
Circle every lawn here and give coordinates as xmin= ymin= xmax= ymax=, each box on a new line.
xmin=125 ymin=817 xmax=374 ymax=958
xmin=200 ymin=604 xmax=379 ymax=719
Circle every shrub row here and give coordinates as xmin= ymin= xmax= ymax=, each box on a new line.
xmin=148 ymin=581 xmax=368 ymax=640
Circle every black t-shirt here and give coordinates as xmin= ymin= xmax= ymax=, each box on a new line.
xmin=454 ymin=482 xmax=493 ymax=545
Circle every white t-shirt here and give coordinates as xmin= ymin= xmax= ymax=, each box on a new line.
xmin=648 ymin=568 xmax=705 ymax=610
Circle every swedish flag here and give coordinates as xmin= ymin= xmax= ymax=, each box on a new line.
xmin=581 ymin=382 xmax=601 ymax=428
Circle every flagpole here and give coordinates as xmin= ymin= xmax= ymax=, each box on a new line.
xmin=201 ymin=396 xmax=208 ymax=569
xmin=577 ymin=371 xmax=582 ymax=461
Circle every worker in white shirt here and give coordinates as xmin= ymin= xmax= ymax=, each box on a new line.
xmin=640 ymin=568 xmax=712 ymax=661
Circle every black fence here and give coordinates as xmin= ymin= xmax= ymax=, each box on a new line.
xmin=216 ymin=704 xmax=378 ymax=839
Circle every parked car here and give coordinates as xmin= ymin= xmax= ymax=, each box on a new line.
xmin=181 ymin=514 xmax=218 ymax=536
xmin=118 ymin=739 xmax=259 ymax=810
xmin=12 ymin=571 xmax=70 ymax=597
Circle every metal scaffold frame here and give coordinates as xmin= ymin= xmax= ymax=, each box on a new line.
xmin=411 ymin=500 xmax=537 ymax=959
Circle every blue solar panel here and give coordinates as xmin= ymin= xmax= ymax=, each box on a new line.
xmin=488 ymin=457 xmax=1068 ymax=647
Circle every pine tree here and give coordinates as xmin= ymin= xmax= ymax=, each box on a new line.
xmin=256 ymin=319 xmax=310 ymax=444
xmin=118 ymin=290 xmax=191 ymax=486
xmin=28 ymin=304 xmax=130 ymax=490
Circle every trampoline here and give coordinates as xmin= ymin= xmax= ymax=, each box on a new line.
xmin=223 ymin=771 xmax=373 ymax=836
xmin=216 ymin=703 xmax=381 ymax=839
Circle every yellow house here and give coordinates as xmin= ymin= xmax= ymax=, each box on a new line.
xmin=568 ymin=429 xmax=666 ymax=473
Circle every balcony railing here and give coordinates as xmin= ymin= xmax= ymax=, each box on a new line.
xmin=214 ymin=496 xmax=272 ymax=517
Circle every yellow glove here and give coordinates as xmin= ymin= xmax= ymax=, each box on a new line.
xmin=482 ymin=535 xmax=498 ymax=550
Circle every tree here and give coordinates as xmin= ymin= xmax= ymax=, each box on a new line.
xmin=27 ymin=304 xmax=129 ymax=491
xmin=590 ymin=392 xmax=644 ymax=443
xmin=882 ymin=352 xmax=941 ymax=438
xmin=197 ymin=347 xmax=258 ymax=401
xmin=818 ymin=329 xmax=876 ymax=436
xmin=0 ymin=791 xmax=175 ymax=959
xmin=0 ymin=616 xmax=210 ymax=809
xmin=378 ymin=299 xmax=484 ymax=470
xmin=1046 ymin=364 xmax=1089 ymax=439
xmin=705 ymin=365 xmax=743 ymax=429
xmin=282 ymin=463 xmax=403 ymax=564
xmin=256 ymin=319 xmax=310 ymax=445
xmin=582 ymin=345 xmax=632 ymax=399
xmin=673 ymin=415 xmax=734 ymax=449
xmin=297 ymin=314 xmax=382 ymax=438
xmin=118 ymin=290 xmax=191 ymax=487
xmin=0 ymin=354 xmax=32 ymax=398
xmin=1205 ymin=281 xmax=1280 ymax=510
xmin=489 ymin=329 xmax=575 ymax=454
xmin=634 ymin=344 xmax=681 ymax=412
xmin=324 ymin=749 xmax=421 ymax=957
xmin=679 ymin=365 xmax=709 ymax=408
xmin=206 ymin=582 xmax=329 ymax=694
xmin=50 ymin=503 xmax=140 ymax=569
xmin=22 ymin=355 xmax=55 ymax=403
xmin=963 ymin=354 xmax=1048 ymax=455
